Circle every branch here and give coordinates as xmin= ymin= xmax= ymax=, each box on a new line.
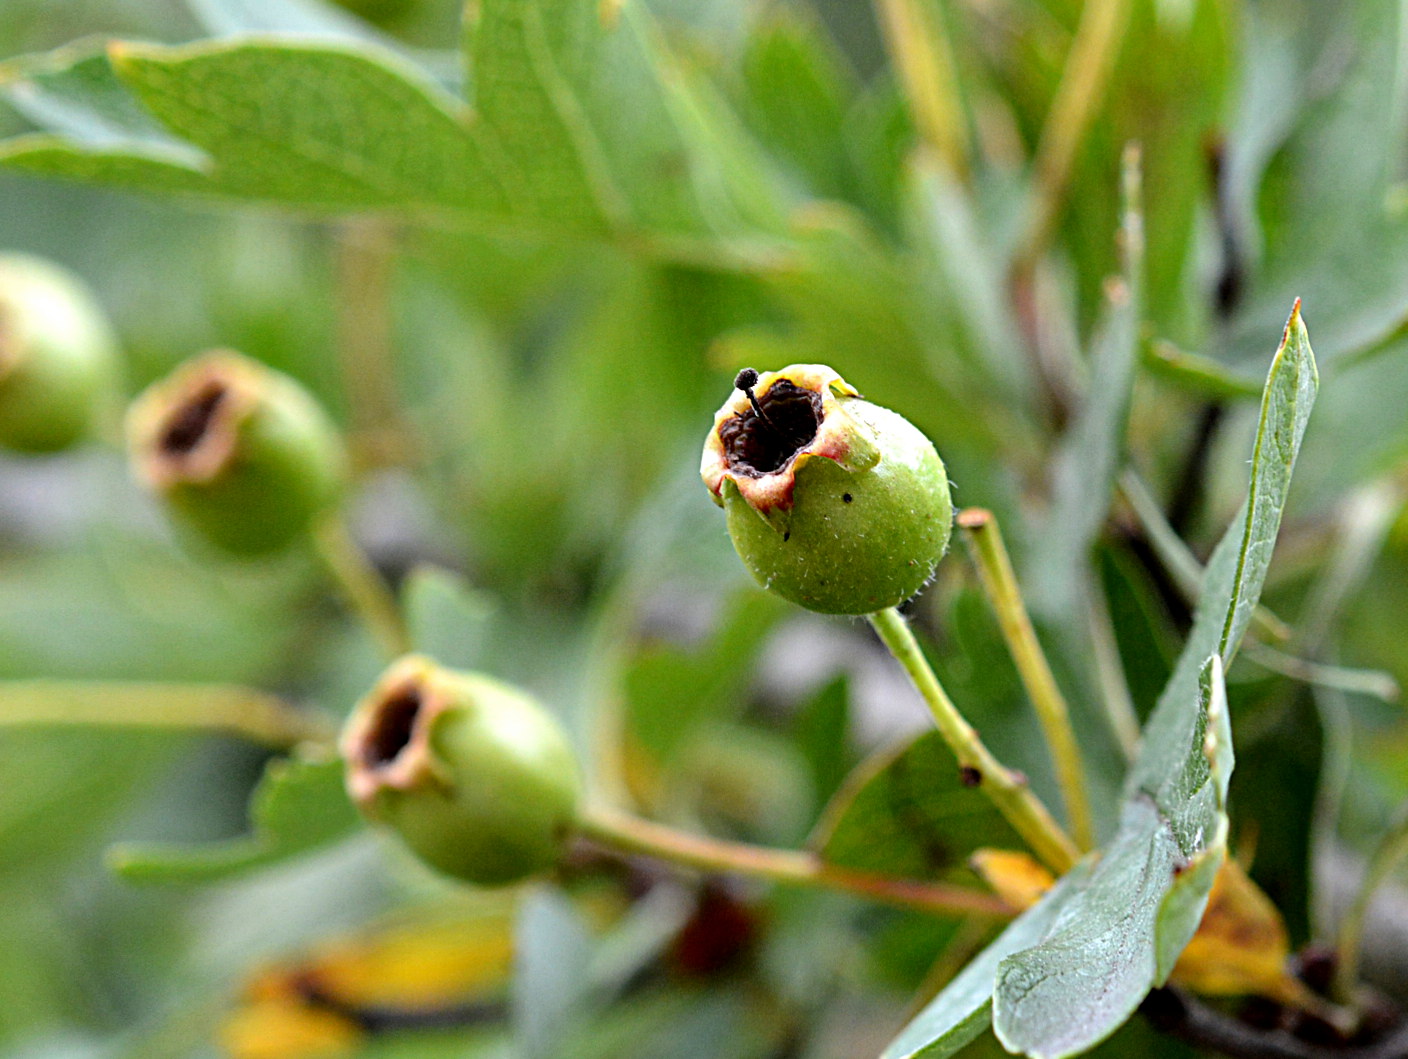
xmin=577 ymin=806 xmax=1013 ymax=919
xmin=1143 ymin=989 xmax=1408 ymax=1059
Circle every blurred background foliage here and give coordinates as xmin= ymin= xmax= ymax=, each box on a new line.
xmin=1 ymin=0 xmax=1408 ymax=1056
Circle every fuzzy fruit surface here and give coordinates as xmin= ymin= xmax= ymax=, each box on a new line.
xmin=0 ymin=255 xmax=118 ymax=453
xmin=364 ymin=672 xmax=581 ymax=886
xmin=724 ymin=401 xmax=952 ymax=614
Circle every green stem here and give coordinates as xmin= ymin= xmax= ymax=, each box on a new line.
xmin=1333 ymin=806 xmax=1408 ymax=1005
xmin=867 ymin=607 xmax=1080 ymax=874
xmin=578 ymin=805 xmax=1013 ymax=919
xmin=957 ymin=508 xmax=1094 ymax=850
xmin=312 ymin=515 xmax=411 ymax=660
xmin=1017 ymin=0 xmax=1132 ymax=268
xmin=873 ymin=0 xmax=969 ymax=177
xmin=1242 ymin=644 xmax=1399 ymax=704
xmin=0 ymin=680 xmax=333 ymax=748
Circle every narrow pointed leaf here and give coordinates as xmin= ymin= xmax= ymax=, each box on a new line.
xmin=989 ymin=306 xmax=1316 ymax=1058
xmin=992 ymin=657 xmax=1232 ymax=1059
xmin=881 ymin=864 xmax=1093 ymax=1059
xmin=882 ymin=306 xmax=1316 ymax=1059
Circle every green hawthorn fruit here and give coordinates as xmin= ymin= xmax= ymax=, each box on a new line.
xmin=0 ymin=254 xmax=119 ymax=453
xmin=342 ymin=655 xmax=582 ymax=887
xmin=701 ymin=364 xmax=952 ymax=615
xmin=128 ymin=350 xmax=347 ymax=556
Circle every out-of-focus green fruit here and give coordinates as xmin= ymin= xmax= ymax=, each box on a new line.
xmin=128 ymin=350 xmax=347 ymax=556
xmin=0 ymin=254 xmax=119 ymax=453
xmin=342 ymin=655 xmax=582 ymax=887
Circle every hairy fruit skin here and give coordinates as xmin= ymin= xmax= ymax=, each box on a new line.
xmin=0 ymin=254 xmax=119 ymax=453
xmin=342 ymin=656 xmax=582 ymax=887
xmin=704 ymin=366 xmax=952 ymax=615
xmin=128 ymin=351 xmax=347 ymax=556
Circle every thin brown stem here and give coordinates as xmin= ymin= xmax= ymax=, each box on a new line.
xmin=1143 ymin=988 xmax=1408 ymax=1059
xmin=577 ymin=806 xmax=1013 ymax=919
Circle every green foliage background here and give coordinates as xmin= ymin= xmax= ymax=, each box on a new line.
xmin=1 ymin=0 xmax=1408 ymax=1056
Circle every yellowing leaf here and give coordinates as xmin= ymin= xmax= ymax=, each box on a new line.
xmin=970 ymin=849 xmax=1054 ymax=911
xmin=1170 ymin=859 xmax=1310 ymax=1004
xmin=307 ymin=914 xmax=514 ymax=1008
xmin=221 ymin=903 xmax=516 ymax=1057
xmin=220 ymin=995 xmax=361 ymax=1059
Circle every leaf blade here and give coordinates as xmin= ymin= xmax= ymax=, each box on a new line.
xmin=811 ymin=729 xmax=1022 ymax=880
xmin=108 ymin=752 xmax=360 ymax=883
xmin=880 ymin=863 xmax=1093 ymax=1059
xmin=981 ymin=306 xmax=1315 ymax=1059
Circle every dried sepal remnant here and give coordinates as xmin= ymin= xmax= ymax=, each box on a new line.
xmin=718 ymin=379 xmax=823 ymax=476
xmin=129 ymin=352 xmax=260 ymax=487
xmin=701 ymin=364 xmax=874 ymax=519
xmin=342 ymin=655 xmax=455 ymax=810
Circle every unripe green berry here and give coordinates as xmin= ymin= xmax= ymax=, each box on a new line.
xmin=0 ymin=254 xmax=119 ymax=453
xmin=342 ymin=655 xmax=582 ymax=887
xmin=702 ymin=365 xmax=952 ymax=615
xmin=127 ymin=351 xmax=347 ymax=556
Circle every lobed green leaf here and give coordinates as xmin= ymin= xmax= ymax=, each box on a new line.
xmin=0 ymin=0 xmax=791 ymax=252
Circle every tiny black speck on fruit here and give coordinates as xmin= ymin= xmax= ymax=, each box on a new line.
xmin=842 ymin=493 xmax=853 ymax=503
xmin=959 ymin=766 xmax=983 ymax=787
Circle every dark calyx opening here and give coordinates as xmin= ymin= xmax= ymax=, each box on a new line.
xmin=719 ymin=380 xmax=822 ymax=477
xmin=365 ymin=685 xmax=422 ymax=767
xmin=161 ymin=382 xmax=228 ymax=456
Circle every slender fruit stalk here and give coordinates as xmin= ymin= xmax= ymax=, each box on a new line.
xmin=868 ymin=606 xmax=1080 ymax=875
xmin=577 ymin=805 xmax=1012 ymax=918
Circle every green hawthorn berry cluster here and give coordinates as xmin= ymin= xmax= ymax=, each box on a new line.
xmin=0 ymin=277 xmax=957 ymax=887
